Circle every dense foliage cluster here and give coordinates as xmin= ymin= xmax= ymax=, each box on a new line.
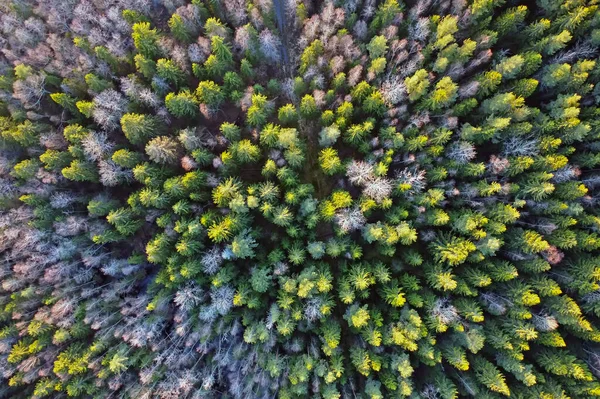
xmin=1 ymin=0 xmax=600 ymax=398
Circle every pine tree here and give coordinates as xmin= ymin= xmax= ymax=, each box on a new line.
xmin=247 ymin=93 xmax=272 ymax=127
xmin=156 ymin=59 xmax=186 ymax=86
xmin=319 ymin=148 xmax=343 ymax=175
xmin=145 ymin=136 xmax=182 ymax=165
xmin=299 ymin=94 xmax=318 ymax=118
xmin=168 ymin=14 xmax=192 ymax=43
xmin=405 ymin=69 xmax=430 ymax=102
xmin=196 ymin=80 xmax=225 ymax=108
xmin=220 ymin=122 xmax=241 ymax=142
xmin=231 ymin=139 xmax=260 ymax=164
xmin=165 ymin=90 xmax=199 ymax=117
xmin=278 ymin=104 xmax=298 ymax=125
xmin=120 ymin=113 xmax=161 ymax=145
xmin=62 ymin=160 xmax=99 ymax=182
xmin=132 ymin=22 xmax=161 ymax=58
xmin=472 ymin=357 xmax=511 ymax=396
xmin=430 ymin=235 xmax=476 ymax=266
xmin=11 ymin=159 xmax=39 ymax=180
xmin=367 ymin=36 xmax=388 ymax=59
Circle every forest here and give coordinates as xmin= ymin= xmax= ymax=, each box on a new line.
xmin=0 ymin=0 xmax=600 ymax=398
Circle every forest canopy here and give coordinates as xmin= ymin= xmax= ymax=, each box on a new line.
xmin=1 ymin=0 xmax=600 ymax=398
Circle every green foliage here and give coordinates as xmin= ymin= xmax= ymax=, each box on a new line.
xmin=11 ymin=159 xmax=39 ymax=180
xmin=62 ymin=160 xmax=99 ymax=182
xmin=165 ymin=90 xmax=199 ymax=117
xmin=363 ymin=91 xmax=386 ymax=115
xmin=168 ymin=14 xmax=191 ymax=42
xmin=156 ymin=59 xmax=186 ymax=86
xmin=278 ymin=104 xmax=298 ymax=125
xmin=84 ymin=73 xmax=113 ymax=92
xmin=196 ymin=80 xmax=224 ymax=108
xmin=319 ymin=148 xmax=343 ymax=175
xmin=299 ymin=40 xmax=323 ymax=74
xmin=426 ymin=77 xmax=458 ymax=110
xmin=299 ymin=95 xmax=318 ymax=118
xmin=367 ymin=36 xmax=388 ymax=59
xmin=473 ymin=357 xmax=511 ymax=396
xmin=246 ymin=93 xmax=272 ymax=127
xmin=230 ymin=139 xmax=260 ymax=163
xmin=3 ymin=2 xmax=600 ymax=398
xmin=3 ymin=120 xmax=39 ymax=146
xmin=107 ymin=208 xmax=143 ymax=236
xmin=132 ymin=22 xmax=161 ymax=58
xmin=40 ymin=150 xmax=72 ymax=170
xmin=220 ymin=122 xmax=241 ymax=142
xmin=112 ymin=149 xmax=143 ymax=168
xmin=430 ymin=235 xmax=476 ymax=266
xmin=405 ymin=69 xmax=430 ymax=102
xmin=134 ymin=54 xmax=156 ymax=79
xmin=120 ymin=113 xmax=161 ymax=145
